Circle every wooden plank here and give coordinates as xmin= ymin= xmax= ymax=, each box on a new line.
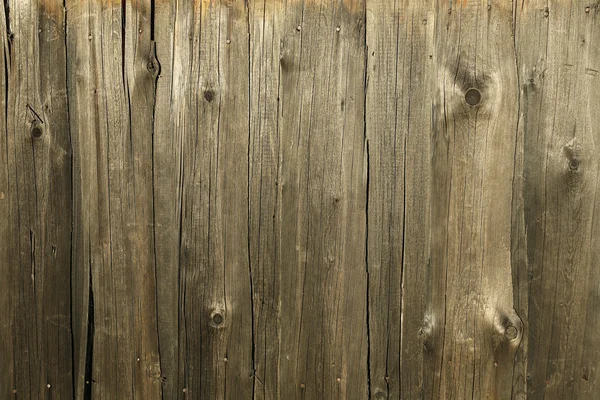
xmin=269 ymin=1 xmax=369 ymax=398
xmin=365 ymin=1 xmax=434 ymax=398
xmin=152 ymin=1 xmax=180 ymax=399
xmin=1 ymin=0 xmax=72 ymax=398
xmin=0 ymin=1 xmax=13 ymax=396
xmin=248 ymin=2 xmax=283 ymax=399
xmin=67 ymin=0 xmax=161 ymax=397
xmin=516 ymin=1 xmax=600 ymax=398
xmin=174 ymin=1 xmax=253 ymax=398
xmin=429 ymin=1 xmax=523 ymax=398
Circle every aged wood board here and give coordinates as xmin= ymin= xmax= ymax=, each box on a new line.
xmin=0 ymin=0 xmax=598 ymax=399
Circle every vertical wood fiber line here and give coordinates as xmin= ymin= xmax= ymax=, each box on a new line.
xmin=1 ymin=0 xmax=72 ymax=398
xmin=517 ymin=1 xmax=600 ymax=398
xmin=365 ymin=0 xmax=434 ymax=398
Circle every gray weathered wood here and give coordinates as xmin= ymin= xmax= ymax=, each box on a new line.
xmin=429 ymin=1 xmax=523 ymax=398
xmin=365 ymin=1 xmax=434 ymax=398
xmin=67 ymin=0 xmax=161 ymax=397
xmin=273 ymin=1 xmax=369 ymax=398
xmin=1 ymin=1 xmax=72 ymax=398
xmin=517 ymin=1 xmax=600 ymax=398
xmin=173 ymin=1 xmax=254 ymax=398
xmin=152 ymin=0 xmax=180 ymax=399
xmin=2 ymin=1 xmax=600 ymax=399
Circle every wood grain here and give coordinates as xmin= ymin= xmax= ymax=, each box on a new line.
xmin=430 ymin=1 xmax=523 ymax=398
xmin=517 ymin=1 xmax=600 ymax=398
xmin=1 ymin=1 xmax=600 ymax=399
xmin=1 ymin=1 xmax=72 ymax=398
xmin=249 ymin=1 xmax=368 ymax=399
xmin=365 ymin=1 xmax=434 ymax=398
xmin=174 ymin=1 xmax=254 ymax=398
xmin=67 ymin=0 xmax=161 ymax=397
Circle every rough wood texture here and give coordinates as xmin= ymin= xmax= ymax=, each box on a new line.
xmin=517 ymin=1 xmax=600 ymax=398
xmin=1 ymin=0 xmax=600 ymax=399
xmin=250 ymin=1 xmax=369 ymax=399
xmin=1 ymin=1 xmax=72 ymax=398
xmin=365 ymin=1 xmax=434 ymax=398
xmin=68 ymin=0 xmax=161 ymax=397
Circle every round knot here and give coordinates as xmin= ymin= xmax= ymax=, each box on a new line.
xmin=569 ymin=158 xmax=580 ymax=171
xmin=465 ymin=88 xmax=482 ymax=106
xmin=204 ymin=90 xmax=215 ymax=102
xmin=505 ymin=325 xmax=518 ymax=341
xmin=147 ymin=60 xmax=158 ymax=74
xmin=31 ymin=121 xmax=43 ymax=139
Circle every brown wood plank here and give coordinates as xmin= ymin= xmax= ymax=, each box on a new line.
xmin=174 ymin=1 xmax=253 ymax=398
xmin=365 ymin=1 xmax=434 ymax=398
xmin=1 ymin=0 xmax=72 ymax=398
xmin=430 ymin=1 xmax=523 ymax=398
xmin=272 ymin=1 xmax=369 ymax=398
xmin=516 ymin=1 xmax=600 ymax=398
xmin=152 ymin=1 xmax=181 ymax=399
xmin=0 ymin=1 xmax=13 ymax=396
xmin=67 ymin=0 xmax=161 ymax=397
xmin=248 ymin=2 xmax=283 ymax=399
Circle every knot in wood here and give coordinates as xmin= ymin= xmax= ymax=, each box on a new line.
xmin=505 ymin=324 xmax=518 ymax=341
xmin=569 ymin=158 xmax=580 ymax=171
xmin=210 ymin=309 xmax=225 ymax=327
xmin=465 ymin=88 xmax=482 ymax=106
xmin=204 ymin=90 xmax=215 ymax=102
xmin=147 ymin=60 xmax=158 ymax=75
xmin=31 ymin=121 xmax=43 ymax=139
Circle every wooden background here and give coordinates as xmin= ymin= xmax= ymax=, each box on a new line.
xmin=1 ymin=0 xmax=599 ymax=399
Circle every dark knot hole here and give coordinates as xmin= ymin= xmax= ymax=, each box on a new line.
xmin=465 ymin=88 xmax=482 ymax=106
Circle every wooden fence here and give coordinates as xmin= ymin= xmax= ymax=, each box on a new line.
xmin=0 ymin=0 xmax=599 ymax=398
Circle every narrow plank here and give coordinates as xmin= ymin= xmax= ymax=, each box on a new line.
xmin=430 ymin=1 xmax=522 ymax=398
xmin=67 ymin=0 xmax=161 ymax=397
xmin=365 ymin=0 xmax=434 ymax=398
xmin=152 ymin=1 xmax=181 ymax=399
xmin=275 ymin=1 xmax=369 ymax=398
xmin=2 ymin=0 xmax=72 ymax=398
xmin=248 ymin=1 xmax=283 ymax=399
xmin=516 ymin=1 xmax=600 ymax=398
xmin=0 ymin=1 xmax=15 ymax=397
xmin=175 ymin=1 xmax=253 ymax=398
xmin=123 ymin=0 xmax=163 ymax=397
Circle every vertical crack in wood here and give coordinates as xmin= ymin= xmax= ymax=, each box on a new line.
xmin=364 ymin=10 xmax=371 ymax=389
xmin=510 ymin=4 xmax=525 ymax=398
xmin=121 ymin=0 xmax=126 ymax=91
xmin=365 ymin=139 xmax=371 ymax=400
xmin=63 ymin=0 xmax=77 ymax=396
xmin=246 ymin=2 xmax=256 ymax=399
xmin=83 ymin=244 xmax=95 ymax=400
xmin=150 ymin=0 xmax=155 ymax=41
xmin=3 ymin=0 xmax=11 ymax=59
xmin=149 ymin=36 xmax=164 ymax=398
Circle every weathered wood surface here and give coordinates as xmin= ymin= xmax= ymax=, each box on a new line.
xmin=1 ymin=0 xmax=599 ymax=399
